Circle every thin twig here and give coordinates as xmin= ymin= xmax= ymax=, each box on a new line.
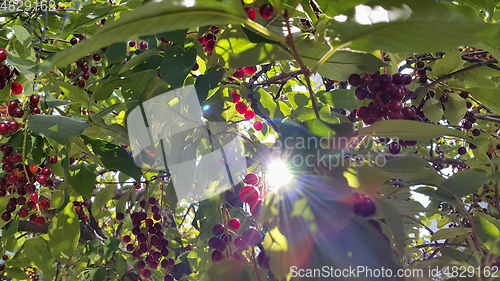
xmin=404 ymin=58 xmax=499 ymax=102
xmin=36 ymin=10 xmax=48 ymax=64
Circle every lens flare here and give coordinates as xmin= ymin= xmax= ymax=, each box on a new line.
xmin=267 ymin=161 xmax=292 ymax=189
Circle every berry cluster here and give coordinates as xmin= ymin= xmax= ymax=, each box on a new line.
xmin=72 ymin=199 xmax=89 ymax=221
xmin=0 ymin=49 xmax=23 ymax=93
xmin=197 ymin=26 xmax=219 ymax=54
xmin=208 ymin=223 xmax=270 ymax=270
xmin=0 ymin=152 xmax=57 ymax=226
xmin=414 ymin=61 xmax=432 ymax=83
xmin=128 ymin=40 xmax=148 ymax=50
xmin=349 ymin=71 xmax=414 ymax=125
xmin=231 ymin=65 xmax=257 ymax=79
xmin=244 ymin=3 xmax=273 ymax=21
xmin=23 ymin=266 xmax=39 ymax=281
xmin=231 ymin=92 xmax=263 ymax=131
xmin=70 ymin=54 xmax=101 ymax=88
xmin=119 ymin=197 xmax=175 ymax=280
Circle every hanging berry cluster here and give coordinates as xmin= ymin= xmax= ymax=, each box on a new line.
xmin=231 ymin=91 xmax=263 ymax=131
xmin=118 ymin=197 xmax=175 ymax=280
xmin=0 ymin=148 xmax=57 ymax=226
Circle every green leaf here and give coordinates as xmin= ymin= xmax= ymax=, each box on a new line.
xmin=89 ymin=267 xmax=107 ymax=281
xmin=48 ymin=203 xmax=80 ymax=263
xmin=432 ymin=50 xmax=464 ymax=77
xmin=467 ymin=87 xmax=500 ymax=115
xmin=357 ymin=120 xmax=474 ymax=143
xmin=195 ymin=66 xmax=225 ymax=103
xmin=314 ymin=0 xmax=369 ymax=17
xmin=320 ymin=89 xmax=359 ymax=110
xmin=28 ymin=115 xmax=91 ymax=145
xmin=160 ymin=46 xmax=197 ymax=88
xmin=472 ymin=214 xmax=500 ymax=253
xmin=83 ymin=120 xmax=129 ymax=145
xmin=327 ymin=0 xmax=500 ymax=53
xmin=431 ymin=227 xmax=472 ymax=241
xmin=93 ymin=76 xmax=130 ymax=101
xmin=5 ymin=267 xmax=28 ymax=280
xmin=4 ymin=219 xmax=18 ymax=237
xmin=23 ymin=237 xmax=56 ymax=280
xmin=69 ymin=164 xmax=97 ymax=198
xmin=156 ymin=29 xmax=188 ymax=44
xmin=422 ymin=98 xmax=443 ymax=123
xmin=50 ymin=0 xmax=249 ymax=68
xmin=91 ymin=184 xmax=118 ymax=219
xmin=199 ymin=194 xmax=222 ymax=221
xmin=12 ymin=25 xmax=31 ymax=47
xmin=106 ymin=42 xmax=127 ymax=63
xmin=378 ymin=156 xmax=444 ymax=186
xmin=443 ymin=93 xmax=467 ymax=126
xmin=295 ymin=39 xmax=386 ymax=81
xmin=118 ymin=49 xmax=160 ymax=74
xmin=213 ymin=26 xmax=291 ymax=68
xmin=441 ymin=169 xmax=489 ymax=198
xmin=81 ymin=136 xmax=141 ymax=181
xmin=103 ymin=238 xmax=121 ymax=259
xmin=113 ymin=254 xmax=128 ymax=277
xmin=56 ymin=81 xmax=90 ymax=106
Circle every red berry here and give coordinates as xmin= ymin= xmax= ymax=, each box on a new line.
xmin=0 ymin=49 xmax=7 ymax=61
xmin=10 ymin=153 xmax=21 ymax=162
xmin=12 ymin=107 xmax=24 ymax=118
xmin=41 ymin=167 xmax=51 ymax=176
xmin=235 ymin=102 xmax=247 ymax=114
xmin=0 ymin=143 xmax=12 ymax=154
xmin=1 ymin=212 xmax=11 ymax=221
xmin=259 ymin=4 xmax=274 ymax=19
xmin=253 ymin=121 xmax=263 ymax=131
xmin=116 ymin=212 xmax=124 ymax=220
xmin=39 ymin=200 xmax=50 ymax=210
xmin=228 ymin=218 xmax=240 ymax=230
xmin=30 ymin=95 xmax=40 ymax=104
xmin=129 ymin=41 xmax=136 ymax=47
xmin=123 ymin=235 xmax=131 ymax=243
xmin=82 ymin=72 xmax=90 ymax=80
xmin=31 ymin=107 xmax=40 ymax=114
xmin=245 ymin=66 xmax=257 ymax=75
xmin=388 ymin=101 xmax=403 ymax=112
xmin=18 ymin=208 xmax=29 ymax=218
xmin=90 ymin=66 xmax=98 ymax=74
xmin=11 ymin=82 xmax=23 ymax=95
xmin=36 ymin=216 xmax=46 ymax=226
xmin=244 ymin=7 xmax=256 ymax=20
xmin=70 ymin=38 xmax=78 ymax=45
xmin=212 ymin=223 xmax=225 ymax=236
xmin=233 ymin=68 xmax=245 ymax=79
xmin=92 ymin=54 xmax=101 ymax=61
xmin=0 ymin=65 xmax=10 ymax=78
xmin=37 ymin=174 xmax=47 ymax=185
xmin=244 ymin=110 xmax=255 ymax=120
xmin=232 ymin=91 xmax=241 ymax=103
xmin=30 ymin=192 xmax=39 ymax=202
xmin=78 ymin=80 xmax=86 ymax=88
xmin=205 ymin=39 xmax=216 ymax=52
xmin=245 ymin=173 xmax=258 ymax=185
xmin=49 ymin=155 xmax=58 ymax=164
xmin=8 ymin=120 xmax=18 ymax=132
xmin=239 ymin=185 xmax=259 ymax=205
xmin=140 ymin=42 xmax=148 ymax=49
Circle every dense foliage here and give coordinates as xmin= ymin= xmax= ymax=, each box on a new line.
xmin=0 ymin=0 xmax=499 ymax=280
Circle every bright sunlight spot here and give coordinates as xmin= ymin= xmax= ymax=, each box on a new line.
xmin=267 ymin=161 xmax=293 ymax=189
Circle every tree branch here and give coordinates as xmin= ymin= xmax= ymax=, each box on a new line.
xmin=404 ymin=58 xmax=499 ymax=101
xmin=378 ymin=153 xmax=466 ymax=166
